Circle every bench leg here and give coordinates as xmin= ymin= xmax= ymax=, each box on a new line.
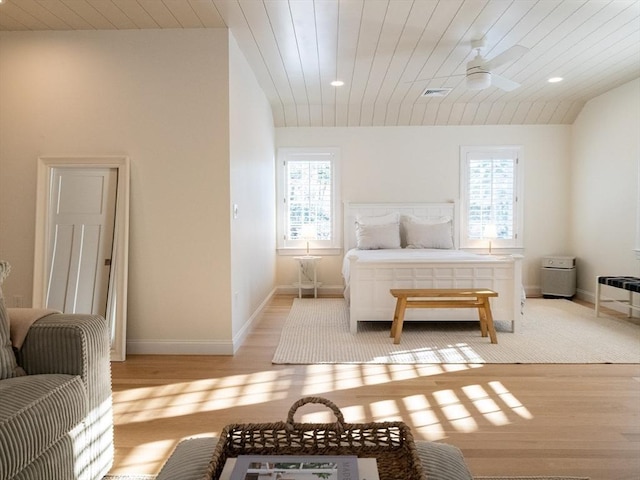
xmin=390 ymin=297 xmax=407 ymax=344
xmin=595 ymin=278 xmax=601 ymax=317
xmin=479 ymin=297 xmax=498 ymax=344
xmin=390 ymin=298 xmax=401 ymax=338
xmin=477 ymin=304 xmax=488 ymax=338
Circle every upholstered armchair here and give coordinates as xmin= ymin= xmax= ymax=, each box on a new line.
xmin=0 ymin=261 xmax=114 ymax=480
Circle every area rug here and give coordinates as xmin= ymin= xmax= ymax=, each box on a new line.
xmin=104 ymin=475 xmax=587 ymax=480
xmin=272 ymin=298 xmax=640 ymax=364
xmin=103 ymin=476 xmax=156 ymax=480
xmin=475 ymin=477 xmax=588 ymax=480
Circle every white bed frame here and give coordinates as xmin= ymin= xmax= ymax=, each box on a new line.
xmin=343 ymin=202 xmax=523 ymax=334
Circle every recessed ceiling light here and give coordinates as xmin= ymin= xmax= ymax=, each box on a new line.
xmin=548 ymin=77 xmax=563 ymax=83
xmin=330 ymin=80 xmax=344 ymax=87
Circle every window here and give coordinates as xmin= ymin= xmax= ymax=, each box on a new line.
xmin=460 ymin=146 xmax=523 ymax=250
xmin=276 ymin=147 xmax=341 ymax=254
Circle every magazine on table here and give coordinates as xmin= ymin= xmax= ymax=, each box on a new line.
xmin=219 ymin=454 xmax=379 ymax=480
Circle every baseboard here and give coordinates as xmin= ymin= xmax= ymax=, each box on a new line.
xmin=575 ymin=288 xmax=595 ymax=304
xmin=525 ymin=285 xmax=541 ymax=298
xmin=126 ymin=288 xmax=278 ymax=356
xmin=126 ymin=283 xmax=605 ymax=357
xmin=231 ymin=288 xmax=277 ymax=352
xmin=126 ymin=339 xmax=234 ymax=355
xmin=277 ymin=284 xmax=345 ymax=296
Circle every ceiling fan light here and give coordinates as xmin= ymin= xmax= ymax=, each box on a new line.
xmin=467 ymin=71 xmax=491 ymax=90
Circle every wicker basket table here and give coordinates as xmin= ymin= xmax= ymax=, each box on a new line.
xmin=203 ymin=396 xmax=426 ymax=479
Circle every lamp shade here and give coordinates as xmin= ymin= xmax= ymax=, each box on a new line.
xmin=300 ymin=224 xmax=317 ymax=240
xmin=300 ymin=224 xmax=317 ymax=256
xmin=483 ymin=224 xmax=498 ymax=239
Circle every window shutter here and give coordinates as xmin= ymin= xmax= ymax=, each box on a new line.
xmin=467 ymin=157 xmax=515 ymax=240
xmin=276 ymin=147 xmax=341 ymax=253
xmin=286 ymin=158 xmax=332 ymax=241
xmin=460 ymin=146 xmax=523 ymax=250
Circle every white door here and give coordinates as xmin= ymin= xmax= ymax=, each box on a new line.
xmin=46 ymin=167 xmax=117 ymax=316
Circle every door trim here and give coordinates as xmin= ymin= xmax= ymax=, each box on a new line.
xmin=34 ymin=156 xmax=130 ymax=361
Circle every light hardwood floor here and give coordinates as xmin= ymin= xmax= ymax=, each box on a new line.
xmin=109 ymin=295 xmax=640 ymax=480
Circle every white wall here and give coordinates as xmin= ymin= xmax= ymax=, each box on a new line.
xmin=228 ymin=33 xmax=277 ymax=346
xmin=1 ymin=26 xmax=634 ymax=355
xmin=571 ymin=79 xmax=640 ymax=300
xmin=276 ymin=125 xmax=572 ymax=295
xmin=0 ymin=29 xmax=237 ymax=353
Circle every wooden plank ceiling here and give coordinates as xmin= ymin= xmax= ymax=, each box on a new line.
xmin=1 ymin=0 xmax=639 ymax=127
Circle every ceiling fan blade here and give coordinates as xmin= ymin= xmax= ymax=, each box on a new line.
xmin=491 ymin=74 xmax=521 ymax=91
xmin=486 ymin=45 xmax=529 ymax=70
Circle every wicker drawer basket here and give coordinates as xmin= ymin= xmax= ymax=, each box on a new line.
xmin=203 ymin=396 xmax=425 ymax=479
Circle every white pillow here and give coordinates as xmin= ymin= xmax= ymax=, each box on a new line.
xmin=402 ymin=216 xmax=454 ymax=249
xmin=356 ymin=212 xmax=399 ymax=226
xmin=356 ymin=223 xmax=401 ymax=249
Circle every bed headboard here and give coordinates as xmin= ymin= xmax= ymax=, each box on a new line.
xmin=343 ymin=201 xmax=460 ymax=252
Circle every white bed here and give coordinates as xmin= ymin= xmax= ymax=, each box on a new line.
xmin=342 ymin=202 xmax=523 ymax=334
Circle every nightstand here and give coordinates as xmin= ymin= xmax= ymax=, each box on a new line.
xmin=293 ymin=256 xmax=322 ymax=298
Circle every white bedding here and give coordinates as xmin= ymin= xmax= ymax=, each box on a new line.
xmin=342 ymin=202 xmax=524 ymax=333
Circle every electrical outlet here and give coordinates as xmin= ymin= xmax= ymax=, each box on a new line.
xmin=13 ymin=295 xmax=23 ymax=308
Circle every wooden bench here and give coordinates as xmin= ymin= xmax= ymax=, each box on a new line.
xmin=389 ymin=288 xmax=499 ymax=345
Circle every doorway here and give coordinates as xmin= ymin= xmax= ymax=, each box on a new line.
xmin=33 ymin=157 xmax=130 ymax=361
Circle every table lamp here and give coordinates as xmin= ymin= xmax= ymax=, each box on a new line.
xmin=483 ymin=224 xmax=498 ymax=254
xmin=300 ymin=224 xmax=317 ymax=256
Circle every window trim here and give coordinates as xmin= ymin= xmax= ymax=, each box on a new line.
xmin=459 ymin=145 xmax=524 ymax=250
xmin=276 ymin=147 xmax=341 ymax=256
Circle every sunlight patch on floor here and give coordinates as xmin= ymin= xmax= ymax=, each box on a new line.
xmin=370 ymin=399 xmax=401 ymax=421
xmin=300 ymin=364 xmax=447 ymax=395
xmin=113 ymin=369 xmax=295 ymax=423
xmin=489 ymin=381 xmax=533 ymax=419
xmin=112 ymin=364 xmax=532 ymax=447
xmin=462 ymin=384 xmax=509 ymax=426
xmin=433 ymin=389 xmax=478 ymax=433
xmin=403 ymin=395 xmax=446 ymax=441
xmin=111 ymin=439 xmax=176 ymax=474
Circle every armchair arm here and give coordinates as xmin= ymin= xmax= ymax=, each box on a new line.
xmin=16 ymin=313 xmax=114 ymax=477
xmin=17 ymin=313 xmax=110 ymax=379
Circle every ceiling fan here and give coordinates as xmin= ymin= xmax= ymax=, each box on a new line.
xmin=415 ymin=37 xmax=529 ymax=92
